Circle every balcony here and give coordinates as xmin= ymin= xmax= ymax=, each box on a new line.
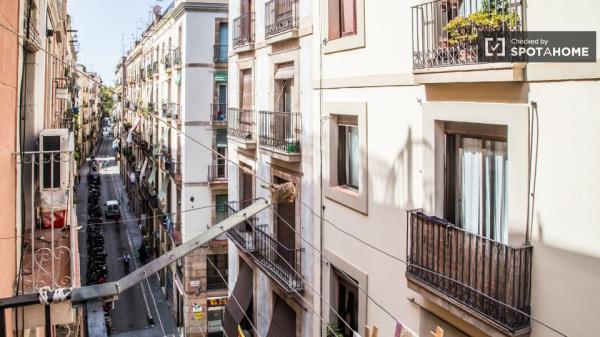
xmin=411 ymin=0 xmax=524 ymax=82
xmin=226 ymin=205 xmax=257 ymax=252
xmin=227 ymin=108 xmax=256 ymax=150
xmin=214 ymin=45 xmax=228 ymax=64
xmin=163 ymin=53 xmax=173 ymax=71
xmin=168 ymin=161 xmax=182 ymax=184
xmin=233 ymin=12 xmax=255 ymax=51
xmin=24 ymin=17 xmax=41 ymax=52
xmin=406 ymin=210 xmax=532 ymax=335
xmin=210 ymin=103 xmax=228 ymax=126
xmin=259 ymin=111 xmax=301 ymax=162
xmin=253 ymin=226 xmax=303 ymax=293
xmin=265 ymin=0 xmax=298 ymax=42
xmin=152 ymin=61 xmax=159 ymax=76
xmin=161 ymin=102 xmax=178 ymax=119
xmin=18 ymin=147 xmax=79 ymax=302
xmin=208 ymin=164 xmax=228 ymax=184
xmin=173 ymin=47 xmax=182 ymax=68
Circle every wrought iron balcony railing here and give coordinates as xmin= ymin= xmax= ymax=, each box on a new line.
xmin=259 ymin=111 xmax=301 ymax=154
xmin=173 ymin=47 xmax=182 ymax=66
xmin=152 ymin=61 xmax=159 ymax=75
xmin=225 ymin=204 xmax=257 ymax=252
xmin=18 ymin=148 xmax=78 ymax=294
xmin=265 ymin=0 xmax=298 ymax=38
xmin=233 ymin=12 xmax=255 ymax=49
xmin=253 ymin=226 xmax=303 ymax=292
xmin=406 ymin=210 xmax=532 ymax=332
xmin=211 ymin=103 xmax=228 ymax=124
xmin=24 ymin=16 xmax=41 ymax=52
xmin=208 ymin=164 xmax=228 ymax=183
xmin=227 ymin=108 xmax=255 ymax=141
xmin=411 ymin=0 xmax=523 ymax=69
xmin=214 ymin=45 xmax=228 ymax=63
xmin=163 ymin=53 xmax=173 ymax=69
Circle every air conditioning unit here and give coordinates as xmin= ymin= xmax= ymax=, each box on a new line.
xmin=39 ymin=128 xmax=74 ymax=229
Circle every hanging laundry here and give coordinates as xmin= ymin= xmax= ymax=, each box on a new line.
xmin=394 ymin=321 xmax=419 ymax=337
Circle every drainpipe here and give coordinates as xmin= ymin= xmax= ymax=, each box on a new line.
xmin=318 ymin=0 xmax=325 ymax=335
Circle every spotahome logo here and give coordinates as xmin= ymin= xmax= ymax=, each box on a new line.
xmin=479 ymin=31 xmax=596 ymax=62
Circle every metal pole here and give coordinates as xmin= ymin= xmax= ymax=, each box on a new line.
xmin=0 ymin=308 xmax=5 ymax=337
xmin=44 ymin=305 xmax=51 ymax=337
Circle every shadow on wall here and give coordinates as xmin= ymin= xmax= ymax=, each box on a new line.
xmin=368 ymin=127 xmax=433 ymax=211
xmin=530 ymin=233 xmax=600 ymax=337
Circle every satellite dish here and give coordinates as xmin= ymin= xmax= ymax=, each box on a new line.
xmin=152 ymin=5 xmax=162 ymax=16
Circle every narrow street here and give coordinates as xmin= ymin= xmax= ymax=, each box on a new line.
xmin=77 ymin=133 xmax=178 ymax=337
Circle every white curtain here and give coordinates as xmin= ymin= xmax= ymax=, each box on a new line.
xmin=485 ymin=140 xmax=508 ymax=243
xmin=460 ymin=137 xmax=483 ymax=235
xmin=347 ymin=126 xmax=359 ymax=188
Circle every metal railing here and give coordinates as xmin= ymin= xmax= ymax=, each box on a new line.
xmin=233 ymin=12 xmax=255 ymax=48
xmin=211 ymin=103 xmax=228 ymax=124
xmin=259 ymin=111 xmax=301 ymax=154
xmin=24 ymin=16 xmax=41 ymax=51
xmin=163 ymin=53 xmax=172 ymax=69
xmin=17 ymin=148 xmax=77 ymax=294
xmin=406 ymin=210 xmax=532 ymax=331
xmin=214 ymin=45 xmax=228 ymax=63
xmin=225 ymin=204 xmax=257 ymax=252
xmin=208 ymin=164 xmax=228 ymax=183
xmin=161 ymin=102 xmax=178 ymax=119
xmin=227 ymin=108 xmax=255 ymax=141
xmin=253 ymin=226 xmax=303 ymax=291
xmin=411 ymin=0 xmax=523 ymax=69
xmin=207 ymin=269 xmax=229 ymax=291
xmin=168 ymin=161 xmax=182 ymax=184
xmin=152 ymin=61 xmax=159 ymax=75
xmin=173 ymin=47 xmax=182 ymax=66
xmin=265 ymin=0 xmax=298 ymax=38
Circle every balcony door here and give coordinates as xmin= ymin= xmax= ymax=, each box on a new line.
xmin=218 ymin=83 xmax=227 ymax=119
xmin=219 ymin=23 xmax=228 ymax=59
xmin=241 ymin=0 xmax=252 ymax=36
xmin=274 ymin=177 xmax=296 ymax=271
xmin=444 ymin=125 xmax=508 ymax=243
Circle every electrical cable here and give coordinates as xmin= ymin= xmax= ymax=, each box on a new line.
xmin=272 ymin=204 xmax=568 ymax=336
xmin=0 ymin=17 xmax=568 ymax=337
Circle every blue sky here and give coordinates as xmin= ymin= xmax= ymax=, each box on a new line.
xmin=68 ymin=0 xmax=169 ymax=84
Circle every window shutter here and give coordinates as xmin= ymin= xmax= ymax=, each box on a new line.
xmin=328 ymin=0 xmax=341 ymax=40
xmin=341 ymin=0 xmax=356 ymax=36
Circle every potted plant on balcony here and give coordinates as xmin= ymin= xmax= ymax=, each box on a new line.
xmin=443 ymin=0 xmax=519 ymax=63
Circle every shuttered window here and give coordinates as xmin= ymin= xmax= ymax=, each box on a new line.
xmin=328 ymin=0 xmax=356 ymax=40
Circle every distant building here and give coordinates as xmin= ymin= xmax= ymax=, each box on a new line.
xmin=119 ymin=1 xmax=229 ymax=335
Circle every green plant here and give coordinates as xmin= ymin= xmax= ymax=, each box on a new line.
xmin=73 ymin=150 xmax=81 ymax=162
xmin=326 ymin=322 xmax=344 ymax=337
xmin=444 ymin=8 xmax=520 ymax=47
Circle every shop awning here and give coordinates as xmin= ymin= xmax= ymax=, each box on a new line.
xmin=274 ymin=65 xmax=294 ymax=80
xmin=214 ymin=71 xmax=228 ymax=83
xmin=265 ymin=297 xmax=296 ymax=337
xmin=223 ymin=262 xmax=253 ymax=337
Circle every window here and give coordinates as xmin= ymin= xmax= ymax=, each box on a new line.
xmin=444 ymin=123 xmax=508 ymax=243
xmin=328 ymin=0 xmax=356 ymax=40
xmin=215 ymin=194 xmax=228 ymax=223
xmin=337 ymin=117 xmax=359 ymax=190
xmin=207 ymin=254 xmax=228 ymax=290
xmin=332 ymin=268 xmax=358 ymax=337
xmin=216 ymin=130 xmax=227 ymax=177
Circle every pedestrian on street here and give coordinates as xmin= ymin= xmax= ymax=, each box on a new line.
xmin=123 ymin=253 xmax=131 ymax=274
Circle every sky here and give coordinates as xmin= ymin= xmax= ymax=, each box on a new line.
xmin=68 ymin=0 xmax=169 ymax=84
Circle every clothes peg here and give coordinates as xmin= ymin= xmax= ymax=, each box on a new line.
xmin=430 ymin=326 xmax=443 ymax=337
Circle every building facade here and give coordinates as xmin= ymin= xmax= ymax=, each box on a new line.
xmin=224 ymin=1 xmax=600 ymax=337
xmin=119 ymin=1 xmax=231 ymax=336
xmin=5 ymin=0 xmax=83 ymax=336
xmin=225 ymin=0 xmax=318 ymax=337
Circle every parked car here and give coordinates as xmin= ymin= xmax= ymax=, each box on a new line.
xmin=104 ymin=200 xmax=121 ymax=219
